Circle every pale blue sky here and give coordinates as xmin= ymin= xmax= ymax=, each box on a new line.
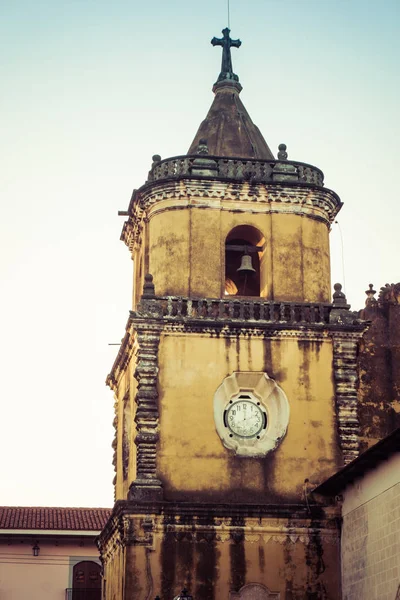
xmin=1 ymin=0 xmax=399 ymax=506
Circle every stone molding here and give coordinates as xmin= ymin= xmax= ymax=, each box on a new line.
xmin=111 ymin=397 xmax=118 ymax=491
xmin=122 ymin=390 xmax=131 ymax=481
xmin=128 ymin=321 xmax=163 ymax=502
xmin=97 ymin=519 xmax=122 ymax=563
xmin=106 ymin=322 xmax=137 ymax=392
xmin=135 ymin=316 xmax=364 ymax=342
xmin=331 ymin=332 xmax=365 ymax=464
xmin=121 ymin=179 xmax=341 ymax=251
xmin=97 ymin=508 xmax=340 ymax=566
xmin=144 ymin=180 xmax=340 ymax=221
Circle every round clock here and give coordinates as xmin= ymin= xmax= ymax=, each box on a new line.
xmin=214 ymin=373 xmax=290 ymax=457
xmin=224 ymin=395 xmax=267 ymax=438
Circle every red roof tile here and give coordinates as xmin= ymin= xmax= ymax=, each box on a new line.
xmin=0 ymin=507 xmax=111 ymax=531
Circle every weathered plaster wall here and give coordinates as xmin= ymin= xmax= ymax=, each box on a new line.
xmin=103 ymin=537 xmax=125 ymax=600
xmin=148 ymin=201 xmax=331 ymax=302
xmin=157 ymin=332 xmax=339 ymax=502
xmin=113 ymin=355 xmax=139 ymax=500
xmin=100 ymin=509 xmax=341 ymax=600
xmin=148 ymin=208 xmax=191 ymax=297
xmin=341 ymin=452 xmax=400 ymax=600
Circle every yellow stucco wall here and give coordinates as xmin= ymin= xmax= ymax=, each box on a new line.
xmin=147 ymin=205 xmax=331 ymax=302
xmin=102 ymin=518 xmax=341 ymax=600
xmin=149 ymin=209 xmax=191 ymax=297
xmin=114 ymin=358 xmax=139 ymax=501
xmin=157 ymin=332 xmax=338 ymax=502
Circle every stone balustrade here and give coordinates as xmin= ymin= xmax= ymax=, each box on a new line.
xmin=148 ymin=155 xmax=324 ymax=187
xmin=138 ymin=296 xmax=333 ymax=325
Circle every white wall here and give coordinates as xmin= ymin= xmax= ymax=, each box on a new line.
xmin=341 ymin=453 xmax=400 ymax=600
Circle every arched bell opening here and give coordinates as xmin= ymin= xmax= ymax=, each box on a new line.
xmin=225 ymin=225 xmax=265 ymax=297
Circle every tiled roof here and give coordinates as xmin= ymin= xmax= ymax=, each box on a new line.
xmin=314 ymin=427 xmax=400 ymax=496
xmin=0 ymin=507 xmax=112 ymax=531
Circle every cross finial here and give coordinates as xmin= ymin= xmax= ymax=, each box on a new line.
xmin=211 ymin=28 xmax=241 ymax=84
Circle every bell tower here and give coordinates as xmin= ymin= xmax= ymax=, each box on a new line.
xmin=99 ymin=30 xmax=367 ymax=600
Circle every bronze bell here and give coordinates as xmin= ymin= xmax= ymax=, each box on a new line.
xmin=237 ymin=253 xmax=256 ymax=274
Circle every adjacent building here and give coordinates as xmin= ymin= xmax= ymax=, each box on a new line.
xmin=315 ymin=428 xmax=400 ymax=600
xmin=0 ymin=506 xmax=110 ymax=600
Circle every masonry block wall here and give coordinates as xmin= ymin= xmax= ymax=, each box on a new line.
xmin=341 ymin=453 xmax=400 ymax=600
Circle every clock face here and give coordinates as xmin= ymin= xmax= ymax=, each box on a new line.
xmin=225 ymin=397 xmax=265 ymax=438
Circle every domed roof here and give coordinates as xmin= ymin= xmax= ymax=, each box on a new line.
xmin=188 ymin=28 xmax=274 ymax=160
xmin=188 ymin=80 xmax=274 ymax=159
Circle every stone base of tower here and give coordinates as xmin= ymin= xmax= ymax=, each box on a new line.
xmin=98 ymin=500 xmax=341 ymax=600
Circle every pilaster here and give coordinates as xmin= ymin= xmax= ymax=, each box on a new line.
xmin=329 ymin=286 xmax=369 ymax=464
xmin=331 ymin=331 xmax=366 ymax=465
xmin=129 ymin=282 xmax=163 ymax=501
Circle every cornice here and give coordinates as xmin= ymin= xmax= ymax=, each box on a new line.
xmin=129 ymin=314 xmax=367 ymax=340
xmin=105 ymin=303 xmax=367 ymax=384
xmin=143 ymin=179 xmax=340 ymax=223
xmin=120 ymin=178 xmax=341 ymax=251
xmin=160 ymin=322 xmax=331 ymax=339
xmin=97 ymin=499 xmax=340 ymax=560
xmin=98 ymin=499 xmax=338 ymax=536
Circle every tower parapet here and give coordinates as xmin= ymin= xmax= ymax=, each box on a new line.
xmin=121 ymin=145 xmax=341 ymax=304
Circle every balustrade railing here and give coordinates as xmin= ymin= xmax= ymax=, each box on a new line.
xmin=141 ymin=297 xmax=332 ymax=325
xmin=148 ymin=155 xmax=324 ymax=187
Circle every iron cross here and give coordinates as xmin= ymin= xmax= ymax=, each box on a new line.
xmin=211 ymin=28 xmax=241 ymax=81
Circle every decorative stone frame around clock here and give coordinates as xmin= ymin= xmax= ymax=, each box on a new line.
xmin=214 ymin=372 xmax=290 ymax=457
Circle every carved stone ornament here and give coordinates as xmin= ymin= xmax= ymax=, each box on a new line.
xmin=331 ymin=334 xmax=361 ymax=464
xmin=330 ymin=283 xmax=362 ymax=325
xmin=191 ymin=142 xmax=219 ymax=177
xmin=365 ymin=283 xmax=377 ymax=306
xmin=214 ymin=372 xmax=290 ymax=457
xmin=143 ymin=179 xmax=339 ymax=224
xmin=119 ymin=179 xmax=341 ymax=255
xmin=230 ymin=583 xmax=280 ymax=600
xmin=129 ymin=322 xmax=163 ymax=501
xmin=379 ymin=282 xmax=400 ymax=304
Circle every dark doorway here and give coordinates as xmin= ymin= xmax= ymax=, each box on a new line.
xmin=72 ymin=561 xmax=101 ymax=600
